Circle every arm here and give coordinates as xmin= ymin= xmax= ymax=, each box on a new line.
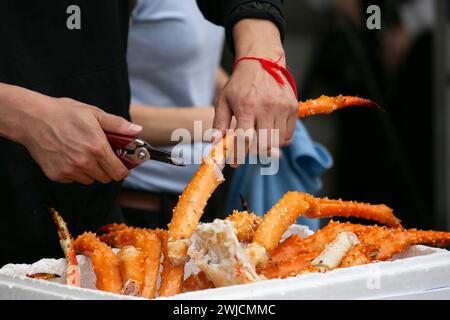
xmin=131 ymin=68 xmax=230 ymax=146
xmin=130 ymin=105 xmax=214 ymax=146
xmin=0 ymin=83 xmax=142 ymax=184
xmin=197 ymin=1 xmax=297 ymax=155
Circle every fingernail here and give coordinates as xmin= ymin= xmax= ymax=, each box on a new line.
xmin=128 ymin=123 xmax=143 ymax=132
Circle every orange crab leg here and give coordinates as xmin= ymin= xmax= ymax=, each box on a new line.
xmin=252 ymin=192 xmax=311 ymax=254
xmin=250 ymin=192 xmax=400 ymax=267
xmin=340 ymin=244 xmax=372 ymax=267
xmin=168 ymin=133 xmax=235 ymax=266
xmin=49 ymin=208 xmax=80 ymax=287
xmin=157 ymin=230 xmax=184 ymax=297
xmin=264 ymin=221 xmax=450 ymax=278
xmin=307 ymin=198 xmax=401 ymax=228
xmin=74 ymin=232 xmax=123 ymax=294
xmin=298 ymin=95 xmax=380 ymax=118
xmin=98 ymin=226 xmax=162 ymax=299
xmin=117 ymin=246 xmax=145 ymax=296
xmin=261 ymin=252 xmax=320 ymax=279
xmin=138 ymin=232 xmax=162 ymax=299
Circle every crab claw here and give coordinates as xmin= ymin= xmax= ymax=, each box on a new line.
xmin=298 ymin=95 xmax=381 ymax=118
xmin=49 ymin=208 xmax=81 ymax=287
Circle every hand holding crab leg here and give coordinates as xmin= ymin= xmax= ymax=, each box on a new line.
xmin=167 ymin=95 xmax=378 ymax=266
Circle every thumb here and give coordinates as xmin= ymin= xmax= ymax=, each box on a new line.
xmin=212 ymin=97 xmax=232 ymax=143
xmin=97 ymin=111 xmax=143 ymax=136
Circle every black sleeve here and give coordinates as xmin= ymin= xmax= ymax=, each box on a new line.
xmin=196 ymin=0 xmax=286 ymax=54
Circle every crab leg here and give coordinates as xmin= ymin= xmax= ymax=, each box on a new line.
xmin=117 ymin=246 xmax=145 ymax=296
xmin=263 ymin=222 xmax=450 ymax=278
xmin=249 ymin=192 xmax=311 ymax=266
xmin=340 ymin=244 xmax=372 ymax=267
xmin=298 ymin=95 xmax=380 ymax=118
xmin=249 ymin=192 xmax=400 ymax=267
xmin=74 ymin=232 xmax=123 ymax=293
xmin=269 ymin=221 xmax=369 ymax=263
xmin=168 ymin=133 xmax=235 ymax=266
xmin=307 ymin=198 xmax=401 ymax=228
xmin=49 ymin=208 xmax=80 ymax=287
xmin=98 ymin=227 xmax=162 ymax=299
xmin=157 ymin=230 xmax=184 ymax=297
xmin=260 ymin=252 xmax=321 ymax=279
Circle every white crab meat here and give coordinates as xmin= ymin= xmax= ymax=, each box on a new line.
xmin=311 ymin=232 xmax=359 ymax=270
xmin=187 ymin=219 xmax=260 ymax=288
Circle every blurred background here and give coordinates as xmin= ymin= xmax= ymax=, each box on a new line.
xmin=222 ymin=0 xmax=450 ymax=230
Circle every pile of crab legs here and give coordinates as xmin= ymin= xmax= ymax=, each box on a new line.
xmin=43 ymin=95 xmax=450 ymax=298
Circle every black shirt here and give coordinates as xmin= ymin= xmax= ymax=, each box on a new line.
xmin=0 ymin=0 xmax=131 ymax=265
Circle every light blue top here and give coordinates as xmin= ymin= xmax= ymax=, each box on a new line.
xmin=225 ymin=121 xmax=333 ymax=231
xmin=124 ymin=0 xmax=225 ymax=193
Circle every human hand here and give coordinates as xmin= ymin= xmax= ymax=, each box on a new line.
xmin=12 ymin=90 xmax=142 ymax=185
xmin=213 ymin=20 xmax=297 ymax=166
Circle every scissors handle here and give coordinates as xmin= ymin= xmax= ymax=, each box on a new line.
xmin=105 ymin=132 xmax=139 ymax=169
xmin=105 ymin=132 xmax=136 ymax=149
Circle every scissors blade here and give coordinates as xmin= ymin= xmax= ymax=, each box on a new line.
xmin=146 ymin=145 xmax=185 ymax=167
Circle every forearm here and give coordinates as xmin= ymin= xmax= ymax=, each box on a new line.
xmin=196 ymin=0 xmax=285 ymax=54
xmin=233 ymin=19 xmax=285 ymax=65
xmin=130 ymin=105 xmax=215 ymax=146
xmin=0 ymin=83 xmax=43 ymax=143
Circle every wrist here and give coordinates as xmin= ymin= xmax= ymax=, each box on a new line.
xmin=233 ymin=19 xmax=285 ymax=66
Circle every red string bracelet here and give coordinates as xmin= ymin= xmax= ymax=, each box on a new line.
xmin=232 ymin=56 xmax=298 ymax=100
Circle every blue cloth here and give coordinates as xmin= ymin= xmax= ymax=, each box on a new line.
xmin=124 ymin=0 xmax=224 ymax=194
xmin=225 ymin=121 xmax=333 ymax=231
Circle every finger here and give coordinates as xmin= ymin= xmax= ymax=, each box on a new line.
xmin=82 ymin=161 xmax=113 ymax=184
xmin=96 ymin=111 xmax=143 ymax=136
xmin=96 ymin=141 xmax=130 ymax=181
xmin=233 ymin=114 xmax=256 ymax=168
xmin=70 ymin=172 xmax=95 ymax=185
xmin=285 ymin=113 xmax=297 ymax=145
xmin=212 ymin=97 xmax=232 ymax=143
xmin=274 ymin=115 xmax=286 ymax=148
xmin=58 ymin=178 xmax=75 ymax=184
xmin=256 ymin=115 xmax=274 ymax=155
